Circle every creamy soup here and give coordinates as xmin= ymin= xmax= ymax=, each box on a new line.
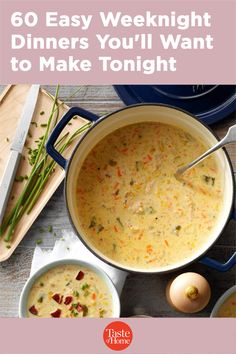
xmin=76 ymin=122 xmax=223 ymax=270
xmin=27 ymin=264 xmax=113 ymax=318
xmin=216 ymin=292 xmax=236 ymax=317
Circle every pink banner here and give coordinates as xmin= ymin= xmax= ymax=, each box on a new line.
xmin=0 ymin=318 xmax=235 ymax=354
xmin=0 ymin=0 xmax=235 ymax=84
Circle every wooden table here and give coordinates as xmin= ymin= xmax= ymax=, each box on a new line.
xmin=0 ymin=85 xmax=235 ymax=317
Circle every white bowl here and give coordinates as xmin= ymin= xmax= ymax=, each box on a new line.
xmin=19 ymin=258 xmax=121 ymax=318
xmin=210 ymin=285 xmax=236 ymax=317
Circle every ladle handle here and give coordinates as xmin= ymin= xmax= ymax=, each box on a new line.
xmin=46 ymin=107 xmax=99 ymax=169
xmin=178 ymin=124 xmax=236 ymax=174
xmin=224 ymin=124 xmax=236 ymax=143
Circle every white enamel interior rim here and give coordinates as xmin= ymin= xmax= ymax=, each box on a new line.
xmin=66 ymin=105 xmax=234 ymax=273
xmin=18 ymin=259 xmax=121 ymax=318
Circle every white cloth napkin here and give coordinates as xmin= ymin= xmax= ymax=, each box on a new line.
xmin=30 ymin=231 xmax=128 ymax=296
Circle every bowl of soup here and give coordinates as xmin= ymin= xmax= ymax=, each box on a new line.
xmin=19 ymin=259 xmax=120 ymax=318
xmin=46 ymin=104 xmax=235 ymax=273
xmin=211 ymin=286 xmax=236 ymax=317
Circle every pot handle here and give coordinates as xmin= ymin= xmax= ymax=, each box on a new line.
xmin=200 ymin=206 xmax=236 ymax=271
xmin=46 ymin=107 xmax=99 ymax=169
xmin=233 ymin=209 xmax=236 ymax=220
xmin=200 ymin=252 xmax=236 ymax=272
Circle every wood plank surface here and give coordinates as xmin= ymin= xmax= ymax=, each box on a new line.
xmin=0 ymin=85 xmax=235 ymax=318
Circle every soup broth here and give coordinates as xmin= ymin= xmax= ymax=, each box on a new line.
xmin=216 ymin=292 xmax=236 ymax=317
xmin=76 ymin=122 xmax=223 ymax=270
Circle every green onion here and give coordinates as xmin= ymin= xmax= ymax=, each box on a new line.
xmin=0 ymin=85 xmax=92 ymax=242
xmin=37 ymin=296 xmax=44 ymax=303
xmin=71 ymin=309 xmax=78 ymax=317
xmin=89 ymin=216 xmax=96 ymax=228
xmin=84 ymin=290 xmax=90 ymax=297
xmin=97 ymin=224 xmax=104 ymax=233
xmin=73 ymin=290 xmax=80 ymax=297
xmin=203 ymin=175 xmax=215 ymax=186
xmin=116 ymin=217 xmax=124 ymax=228
xmin=99 ymin=309 xmax=105 ymax=318
xmin=108 ymin=159 xmax=117 ymax=166
xmin=135 ymin=161 xmax=141 ymax=171
xmin=146 ymin=206 xmax=155 ymax=214
xmin=15 ymin=176 xmax=25 ymax=182
xmin=82 ymin=305 xmax=88 ymax=317
xmin=48 ymin=225 xmax=53 ymax=233
xmin=130 ymin=178 xmax=135 ymax=186
xmin=81 ymin=283 xmax=89 ymax=290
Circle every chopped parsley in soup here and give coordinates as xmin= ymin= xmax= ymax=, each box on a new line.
xmin=27 ymin=264 xmax=113 ymax=318
xmin=76 ymin=122 xmax=223 ymax=270
xmin=216 ymin=292 xmax=236 ymax=317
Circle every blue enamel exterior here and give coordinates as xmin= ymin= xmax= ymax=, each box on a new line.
xmin=46 ymin=105 xmax=236 ymax=273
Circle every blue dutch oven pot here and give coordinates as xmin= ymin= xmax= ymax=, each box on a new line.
xmin=46 ymin=104 xmax=236 ymax=274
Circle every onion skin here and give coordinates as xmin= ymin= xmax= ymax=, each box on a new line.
xmin=166 ymin=272 xmax=211 ymax=313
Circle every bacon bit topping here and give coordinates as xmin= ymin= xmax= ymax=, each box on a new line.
xmin=74 ymin=303 xmax=88 ymax=317
xmin=52 ymin=293 xmax=63 ymax=304
xmin=92 ymin=293 xmax=96 ymax=300
xmin=77 ymin=303 xmax=84 ymax=312
xmin=64 ymin=296 xmax=73 ymax=305
xmin=76 ymin=271 xmax=84 ymax=281
xmin=50 ymin=309 xmax=61 ymax=318
xmin=29 ymin=305 xmax=38 ymax=316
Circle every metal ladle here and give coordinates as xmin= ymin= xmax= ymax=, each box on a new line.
xmin=176 ymin=124 xmax=236 ymax=176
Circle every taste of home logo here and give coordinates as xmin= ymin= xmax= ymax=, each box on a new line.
xmin=103 ymin=321 xmax=133 ymax=351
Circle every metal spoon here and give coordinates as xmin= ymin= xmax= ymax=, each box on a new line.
xmin=176 ymin=124 xmax=236 ymax=176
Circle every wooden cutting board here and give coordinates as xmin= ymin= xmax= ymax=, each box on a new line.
xmin=0 ymin=85 xmax=89 ymax=261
